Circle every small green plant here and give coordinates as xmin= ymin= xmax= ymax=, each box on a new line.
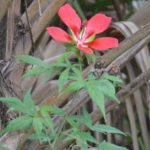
xmin=0 ymin=3 xmax=128 ymax=150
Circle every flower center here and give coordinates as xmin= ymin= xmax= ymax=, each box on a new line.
xmin=76 ymin=28 xmax=87 ymax=46
xmin=77 ymin=38 xmax=84 ymax=46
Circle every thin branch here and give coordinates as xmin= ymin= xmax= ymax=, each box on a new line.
xmin=38 ymin=0 xmax=42 ymax=16
xmin=125 ymin=98 xmax=140 ymax=150
xmin=0 ymin=70 xmax=16 ymax=97
xmin=99 ymin=23 xmax=150 ymax=68
xmin=24 ymin=0 xmax=35 ymax=55
xmin=0 ymin=0 xmax=12 ymax=22
xmin=112 ymin=0 xmax=124 ymax=20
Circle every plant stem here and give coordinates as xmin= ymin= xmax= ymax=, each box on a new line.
xmin=76 ymin=51 xmax=83 ymax=72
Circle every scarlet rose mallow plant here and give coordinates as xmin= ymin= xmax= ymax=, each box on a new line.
xmin=0 ymin=3 xmax=128 ymax=150
xmin=46 ymin=3 xmax=118 ymax=54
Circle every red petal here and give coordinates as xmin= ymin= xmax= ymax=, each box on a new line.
xmin=46 ymin=27 xmax=72 ymax=43
xmin=58 ymin=4 xmax=81 ymax=36
xmin=86 ymin=37 xmax=118 ymax=50
xmin=77 ymin=46 xmax=94 ymax=54
xmin=85 ymin=14 xmax=112 ymax=38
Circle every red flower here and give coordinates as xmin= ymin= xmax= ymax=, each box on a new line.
xmin=46 ymin=4 xmax=118 ymax=54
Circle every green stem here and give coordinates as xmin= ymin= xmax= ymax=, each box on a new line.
xmin=76 ymin=51 xmax=83 ymax=72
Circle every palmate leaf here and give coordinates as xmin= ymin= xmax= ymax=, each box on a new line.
xmin=23 ymin=89 xmax=37 ymax=116
xmin=99 ymin=141 xmax=128 ymax=150
xmin=86 ymin=78 xmax=119 ymax=119
xmin=1 ymin=116 xmax=33 ymax=134
xmin=0 ymin=97 xmax=28 ymax=114
xmin=88 ymin=88 xmax=105 ymax=119
xmin=40 ymin=105 xmax=55 ymax=134
xmin=63 ymin=80 xmax=85 ymax=94
xmin=26 ymin=132 xmax=55 ymax=143
xmin=15 ymin=55 xmax=47 ymax=67
xmin=97 ymin=79 xmax=119 ymax=102
xmin=24 ymin=89 xmax=34 ymax=107
xmin=86 ymin=80 xmax=106 ymax=119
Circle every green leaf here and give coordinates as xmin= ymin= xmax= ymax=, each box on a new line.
xmin=58 ymin=51 xmax=72 ymax=63
xmin=66 ymin=115 xmax=88 ymax=124
xmin=80 ymin=132 xmax=98 ymax=144
xmin=76 ymin=141 xmax=88 ymax=150
xmin=68 ymin=109 xmax=92 ymax=127
xmin=23 ymin=89 xmax=37 ymax=116
xmin=57 ymin=129 xmax=73 ymax=144
xmin=32 ymin=117 xmax=43 ymax=141
xmin=99 ymin=141 xmax=128 ymax=150
xmin=65 ymin=117 xmax=79 ymax=130
xmin=91 ymin=54 xmax=97 ymax=65
xmin=98 ymin=79 xmax=119 ymax=102
xmin=15 ymin=55 xmax=47 ymax=67
xmin=86 ymin=81 xmax=106 ymax=119
xmin=2 ymin=116 xmax=33 ymax=134
xmin=26 ymin=133 xmax=55 ymax=143
xmin=64 ymin=43 xmax=79 ymax=53
xmin=44 ymin=69 xmax=54 ymax=82
xmin=0 ymin=146 xmax=9 ymax=150
xmin=41 ymin=105 xmax=65 ymax=115
xmin=24 ymin=89 xmax=34 ymax=107
xmin=6 ymin=107 xmax=16 ymax=113
xmin=83 ymin=107 xmax=92 ymax=125
xmin=22 ymin=67 xmax=48 ymax=78
xmin=63 ymin=80 xmax=85 ymax=94
xmin=88 ymin=148 xmax=98 ymax=150
xmin=58 ymin=68 xmax=70 ymax=95
xmin=40 ymin=106 xmax=54 ymax=134
xmin=0 ymin=97 xmax=28 ymax=114
xmin=16 ymin=143 xmax=23 ymax=150
xmin=72 ymin=67 xmax=82 ymax=79
xmin=64 ymin=133 xmax=74 ymax=142
xmin=49 ymin=62 xmax=68 ymax=68
xmin=51 ymin=105 xmax=65 ymax=115
xmin=90 ymin=124 xmax=125 ymax=135
xmin=25 ymin=133 xmax=39 ymax=140
xmin=101 ymin=73 xmax=122 ymax=83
